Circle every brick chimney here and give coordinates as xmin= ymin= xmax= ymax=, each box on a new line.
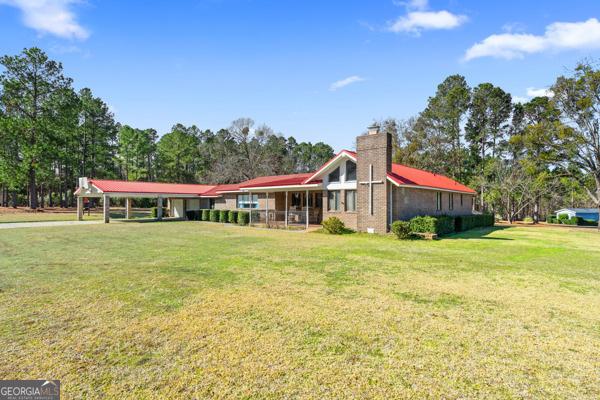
xmin=356 ymin=124 xmax=392 ymax=233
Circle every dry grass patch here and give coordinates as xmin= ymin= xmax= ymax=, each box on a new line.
xmin=0 ymin=222 xmax=599 ymax=398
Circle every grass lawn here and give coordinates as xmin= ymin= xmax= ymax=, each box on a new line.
xmin=0 ymin=209 xmax=151 ymax=223
xmin=0 ymin=222 xmax=599 ymax=398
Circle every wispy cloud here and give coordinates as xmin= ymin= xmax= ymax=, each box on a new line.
xmin=329 ymin=76 xmax=365 ymax=91
xmin=464 ymin=18 xmax=600 ymax=61
xmin=526 ymin=87 xmax=554 ymax=97
xmin=0 ymin=0 xmax=89 ymax=40
xmin=514 ymin=87 xmax=554 ymax=103
xmin=387 ymin=0 xmax=467 ymax=35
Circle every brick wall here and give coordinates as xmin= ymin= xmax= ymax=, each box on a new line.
xmin=322 ymin=189 xmax=358 ymax=230
xmin=356 ymin=131 xmax=392 ymax=233
xmin=391 ymin=186 xmax=474 ymax=221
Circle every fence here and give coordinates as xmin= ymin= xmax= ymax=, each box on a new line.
xmin=248 ymin=209 xmax=321 ymax=228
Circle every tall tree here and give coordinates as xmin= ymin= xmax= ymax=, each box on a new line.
xmin=552 ymin=61 xmax=600 ymax=228
xmin=466 ymin=83 xmax=512 ymax=209
xmin=156 ymin=124 xmax=201 ymax=183
xmin=0 ymin=47 xmax=73 ymax=208
xmin=419 ymin=75 xmax=471 ymax=180
xmin=117 ymin=125 xmax=157 ymax=181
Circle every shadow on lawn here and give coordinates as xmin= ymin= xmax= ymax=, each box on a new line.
xmin=445 ymin=226 xmax=513 ymax=240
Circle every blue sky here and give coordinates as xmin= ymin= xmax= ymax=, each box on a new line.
xmin=1 ymin=0 xmax=600 ymax=151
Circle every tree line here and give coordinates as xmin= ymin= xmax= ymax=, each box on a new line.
xmin=0 ymin=48 xmax=335 ymax=209
xmin=383 ymin=67 xmax=600 ymax=224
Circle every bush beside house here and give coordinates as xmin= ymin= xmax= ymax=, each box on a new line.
xmin=229 ymin=210 xmax=238 ymax=224
xmin=209 ymin=210 xmax=219 ymax=222
xmin=238 ymin=211 xmax=249 ymax=225
xmin=391 ymin=220 xmax=411 ymax=239
xmin=201 ymin=209 xmax=210 ymax=221
xmin=454 ymin=214 xmax=494 ymax=232
xmin=219 ymin=210 xmax=229 ymax=223
xmin=409 ymin=215 xmax=455 ymax=236
xmin=322 ymin=217 xmax=346 ymax=234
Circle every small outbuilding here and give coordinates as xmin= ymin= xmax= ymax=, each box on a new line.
xmin=555 ymin=208 xmax=599 ymax=222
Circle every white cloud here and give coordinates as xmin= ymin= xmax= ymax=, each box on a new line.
xmin=389 ymin=10 xmax=467 ymax=34
xmin=464 ymin=18 xmax=600 ymax=61
xmin=512 ymin=96 xmax=530 ymax=104
xmin=0 ymin=0 xmax=89 ymax=40
xmin=329 ymin=76 xmax=365 ymax=91
xmin=526 ymin=87 xmax=554 ymax=98
xmin=394 ymin=0 xmax=428 ymax=11
xmin=513 ymin=87 xmax=554 ymax=104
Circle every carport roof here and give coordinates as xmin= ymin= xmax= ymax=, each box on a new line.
xmin=80 ymin=179 xmax=216 ymax=196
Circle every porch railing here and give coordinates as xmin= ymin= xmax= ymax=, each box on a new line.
xmin=249 ymin=209 xmax=321 ymax=228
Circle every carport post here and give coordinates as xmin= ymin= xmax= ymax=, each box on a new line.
xmin=103 ymin=194 xmax=110 ymax=223
xmin=125 ymin=198 xmax=132 ymax=219
xmin=157 ymin=196 xmax=163 ymax=221
xmin=285 ymin=191 xmax=288 ymax=229
xmin=305 ymin=190 xmax=309 ymax=229
xmin=77 ymin=196 xmax=83 ymax=221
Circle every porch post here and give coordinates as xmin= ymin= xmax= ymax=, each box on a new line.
xmin=77 ymin=196 xmax=83 ymax=221
xmin=305 ymin=189 xmax=309 ymax=229
xmin=266 ymin=192 xmax=269 ymax=226
xmin=285 ymin=191 xmax=288 ymax=229
xmin=157 ymin=196 xmax=163 ymax=221
xmin=103 ymin=194 xmax=110 ymax=223
xmin=249 ymin=191 xmax=253 ymax=225
xmin=125 ymin=198 xmax=132 ymax=219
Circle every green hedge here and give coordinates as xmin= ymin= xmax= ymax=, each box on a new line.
xmin=409 ymin=215 xmax=455 ymax=236
xmin=151 ymin=207 xmax=157 ymax=218
xmin=209 ymin=209 xmax=219 ymax=222
xmin=219 ymin=210 xmax=229 ymax=223
xmin=391 ymin=220 xmax=411 ymax=239
xmin=228 ymin=210 xmax=238 ymax=224
xmin=562 ymin=216 xmax=578 ymax=225
xmin=238 ymin=211 xmax=249 ymax=225
xmin=201 ymin=209 xmax=210 ymax=221
xmin=186 ymin=210 xmax=201 ymax=220
xmin=546 ymin=215 xmax=557 ymax=224
xmin=454 ymin=214 xmax=494 ymax=232
xmin=322 ymin=217 xmax=346 ymax=234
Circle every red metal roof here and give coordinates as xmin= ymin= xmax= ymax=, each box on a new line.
xmin=88 ymin=179 xmax=215 ymax=196
xmin=388 ymin=164 xmax=476 ymax=194
xmin=202 ymin=183 xmax=242 ymax=197
xmin=239 ymin=173 xmax=320 ymax=189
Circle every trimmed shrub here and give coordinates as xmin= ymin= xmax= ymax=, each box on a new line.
xmin=546 ymin=215 xmax=557 ymax=224
xmin=201 ymin=209 xmax=210 ymax=221
xmin=454 ymin=214 xmax=494 ymax=232
xmin=237 ymin=211 xmax=250 ymax=226
xmin=219 ymin=210 xmax=229 ymax=223
xmin=186 ymin=210 xmax=201 ymax=220
xmin=558 ymin=213 xmax=570 ymax=222
xmin=228 ymin=210 xmax=238 ymax=224
xmin=562 ymin=216 xmax=578 ymax=225
xmin=151 ymin=207 xmax=157 ymax=218
xmin=209 ymin=209 xmax=219 ymax=222
xmin=391 ymin=220 xmax=411 ymax=239
xmin=322 ymin=217 xmax=346 ymax=234
xmin=410 ymin=215 xmax=455 ymax=236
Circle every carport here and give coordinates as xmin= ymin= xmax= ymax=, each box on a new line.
xmin=74 ymin=178 xmax=215 ymax=223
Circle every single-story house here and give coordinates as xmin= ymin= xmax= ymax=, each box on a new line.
xmin=75 ymin=125 xmax=476 ymax=233
xmin=555 ymin=208 xmax=599 ymax=222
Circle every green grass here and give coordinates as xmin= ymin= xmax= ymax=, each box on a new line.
xmin=0 ymin=222 xmax=599 ymax=398
xmin=0 ymin=209 xmax=151 ymax=223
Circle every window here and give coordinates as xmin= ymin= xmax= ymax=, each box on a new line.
xmin=345 ymin=190 xmax=356 ymax=212
xmin=237 ymin=194 xmax=258 ymax=209
xmin=346 ymin=161 xmax=357 ymax=181
xmin=328 ymin=190 xmax=340 ymax=211
xmin=449 ymin=193 xmax=454 ymax=210
xmin=436 ymin=192 xmax=442 ymax=211
xmin=291 ymin=192 xmax=302 ymax=207
xmin=460 ymin=194 xmax=463 ymax=206
xmin=328 ymin=167 xmax=340 ymax=183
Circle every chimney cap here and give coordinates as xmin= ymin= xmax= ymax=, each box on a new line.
xmin=367 ymin=122 xmax=380 ymax=135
